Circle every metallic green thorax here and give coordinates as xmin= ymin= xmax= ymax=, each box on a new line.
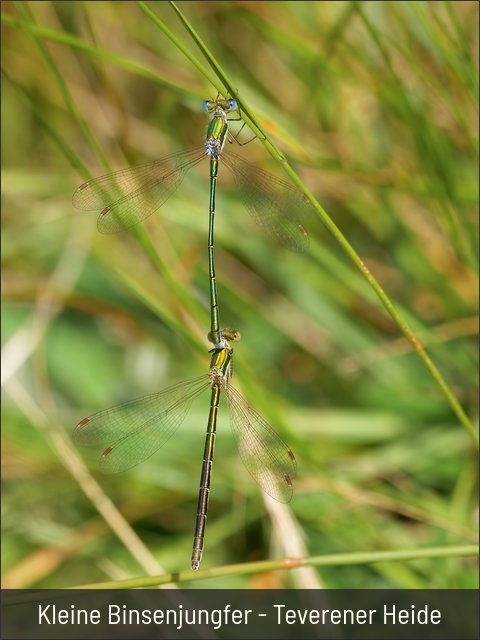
xmin=206 ymin=117 xmax=229 ymax=157
xmin=208 ymin=341 xmax=233 ymax=382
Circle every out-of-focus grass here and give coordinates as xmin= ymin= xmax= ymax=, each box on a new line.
xmin=1 ymin=1 xmax=478 ymax=588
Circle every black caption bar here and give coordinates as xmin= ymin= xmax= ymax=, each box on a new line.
xmin=1 ymin=589 xmax=478 ymax=640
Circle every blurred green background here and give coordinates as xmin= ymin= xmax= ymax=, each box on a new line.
xmin=2 ymin=1 xmax=478 ymax=589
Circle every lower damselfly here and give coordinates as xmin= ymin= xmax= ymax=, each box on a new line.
xmin=73 ymin=97 xmax=311 ymax=347
xmin=75 ymin=329 xmax=296 ymax=570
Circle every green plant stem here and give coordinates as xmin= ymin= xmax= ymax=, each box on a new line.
xmin=137 ymin=1 xmax=218 ymax=89
xmin=68 ymin=544 xmax=478 ymax=589
xmin=160 ymin=0 xmax=477 ymax=448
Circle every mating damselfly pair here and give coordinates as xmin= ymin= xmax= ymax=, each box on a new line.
xmin=73 ymin=97 xmax=310 ymax=569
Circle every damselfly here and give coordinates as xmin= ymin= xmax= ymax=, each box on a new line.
xmin=75 ymin=329 xmax=296 ymax=570
xmin=74 ymin=97 xmax=300 ymax=569
xmin=73 ymin=97 xmax=311 ymax=346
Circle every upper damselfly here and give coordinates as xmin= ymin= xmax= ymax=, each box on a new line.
xmin=73 ymin=97 xmax=311 ymax=346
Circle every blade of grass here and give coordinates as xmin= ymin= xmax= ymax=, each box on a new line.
xmin=429 ymin=1 xmax=479 ymax=100
xmin=352 ymin=1 xmax=476 ymax=271
xmin=138 ymin=1 xmax=477 ymax=446
xmin=136 ymin=0 xmax=220 ymax=92
xmin=13 ymin=2 xmax=108 ymax=170
xmin=4 ymin=378 xmax=170 ymax=580
xmin=67 ymin=544 xmax=478 ymax=589
xmin=1 ymin=13 xmax=189 ymax=97
xmin=1 ymin=68 xmax=87 ymax=175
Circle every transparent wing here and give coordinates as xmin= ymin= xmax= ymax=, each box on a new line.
xmin=72 ymin=146 xmax=206 ymax=234
xmin=222 ymin=150 xmax=311 ymax=252
xmin=74 ymin=376 xmax=210 ymax=474
xmin=224 ymin=383 xmax=296 ymax=502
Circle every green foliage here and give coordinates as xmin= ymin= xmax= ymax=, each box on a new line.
xmin=2 ymin=1 xmax=478 ymax=588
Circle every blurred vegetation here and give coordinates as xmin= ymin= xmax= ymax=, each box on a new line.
xmin=1 ymin=1 xmax=478 ymax=589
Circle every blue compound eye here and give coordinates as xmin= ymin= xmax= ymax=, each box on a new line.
xmin=203 ymin=100 xmax=211 ymax=112
xmin=228 ymin=99 xmax=237 ymax=109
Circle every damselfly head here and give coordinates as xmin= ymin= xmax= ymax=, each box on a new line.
xmin=203 ymin=97 xmax=237 ymax=114
xmin=221 ymin=328 xmax=241 ymax=343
